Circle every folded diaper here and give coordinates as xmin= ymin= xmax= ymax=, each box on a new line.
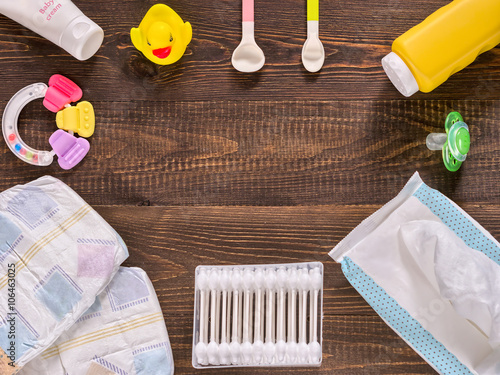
xmin=330 ymin=172 xmax=500 ymax=375
xmin=19 ymin=267 xmax=174 ymax=375
xmin=0 ymin=176 xmax=129 ymax=373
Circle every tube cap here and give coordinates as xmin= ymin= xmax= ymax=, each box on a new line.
xmin=59 ymin=15 xmax=104 ymax=61
xmin=382 ymin=52 xmax=419 ymax=97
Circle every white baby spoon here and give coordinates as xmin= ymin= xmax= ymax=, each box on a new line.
xmin=232 ymin=0 xmax=265 ymax=72
xmin=301 ymin=0 xmax=325 ymax=72
xmin=308 ymin=267 xmax=322 ymax=363
xmin=241 ymin=269 xmax=254 ymax=364
xmin=219 ymin=269 xmax=231 ymax=365
xmin=195 ymin=268 xmax=209 ymax=365
xmin=287 ymin=267 xmax=298 ymax=363
xmin=264 ymin=268 xmax=277 ymax=364
xmin=230 ymin=268 xmax=242 ymax=364
xmin=253 ymin=268 xmax=265 ymax=364
xmin=207 ymin=268 xmax=220 ymax=365
xmin=276 ymin=267 xmax=288 ymax=362
xmin=298 ymin=268 xmax=310 ymax=364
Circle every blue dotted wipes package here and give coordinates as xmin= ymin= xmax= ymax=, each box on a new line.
xmin=330 ymin=172 xmax=500 ymax=375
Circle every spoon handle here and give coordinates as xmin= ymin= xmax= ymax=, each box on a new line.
xmin=307 ymin=0 xmax=319 ymax=21
xmin=243 ymin=0 xmax=254 ymax=22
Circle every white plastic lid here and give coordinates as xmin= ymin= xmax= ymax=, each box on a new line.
xmin=381 ymin=52 xmax=419 ymax=97
xmin=59 ymin=15 xmax=104 ymax=61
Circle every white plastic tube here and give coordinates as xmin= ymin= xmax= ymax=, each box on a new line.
xmin=0 ymin=0 xmax=103 ymax=60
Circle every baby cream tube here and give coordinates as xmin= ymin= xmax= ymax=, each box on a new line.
xmin=0 ymin=0 xmax=103 ymax=60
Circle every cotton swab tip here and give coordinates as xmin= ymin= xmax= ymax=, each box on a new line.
xmin=298 ymin=342 xmax=309 ymax=363
xmin=310 ymin=267 xmax=322 ymax=290
xmin=263 ymin=341 xmax=276 ymax=364
xmin=229 ymin=341 xmax=241 ymax=364
xmin=253 ymin=340 xmax=264 ymax=364
xmin=288 ymin=267 xmax=298 ymax=289
xmin=254 ymin=268 xmax=265 ymax=289
xmin=195 ymin=341 xmax=208 ymax=365
xmin=219 ymin=342 xmax=231 ymax=365
xmin=220 ymin=268 xmax=230 ymax=290
xmin=196 ymin=268 xmax=209 ymax=290
xmin=209 ymin=268 xmax=220 ymax=290
xmin=265 ymin=268 xmax=277 ymax=289
xmin=232 ymin=268 xmax=242 ymax=290
xmin=286 ymin=341 xmax=298 ymax=363
xmin=277 ymin=266 xmax=287 ymax=288
xmin=241 ymin=341 xmax=253 ymax=364
xmin=308 ymin=341 xmax=322 ymax=363
xmin=207 ymin=341 xmax=219 ymax=365
xmin=276 ymin=340 xmax=286 ymax=362
xmin=243 ymin=268 xmax=254 ymax=290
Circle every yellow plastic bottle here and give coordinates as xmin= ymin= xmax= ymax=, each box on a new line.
xmin=382 ymin=0 xmax=500 ymax=97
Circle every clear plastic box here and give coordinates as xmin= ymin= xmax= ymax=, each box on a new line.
xmin=192 ymin=262 xmax=323 ymax=368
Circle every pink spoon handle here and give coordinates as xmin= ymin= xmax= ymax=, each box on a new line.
xmin=242 ymin=0 xmax=254 ymax=22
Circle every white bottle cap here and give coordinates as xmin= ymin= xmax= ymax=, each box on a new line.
xmin=381 ymin=52 xmax=419 ymax=97
xmin=59 ymin=15 xmax=104 ymax=61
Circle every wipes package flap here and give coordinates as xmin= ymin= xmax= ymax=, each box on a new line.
xmin=19 ymin=267 xmax=174 ymax=375
xmin=329 ymin=172 xmax=500 ymax=375
xmin=0 ymin=176 xmax=129 ymax=371
xmin=401 ymin=220 xmax=500 ymax=344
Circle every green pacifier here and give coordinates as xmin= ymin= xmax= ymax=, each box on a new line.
xmin=426 ymin=112 xmax=470 ymax=172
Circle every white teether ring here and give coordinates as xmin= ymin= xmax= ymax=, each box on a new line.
xmin=2 ymin=83 xmax=55 ymax=166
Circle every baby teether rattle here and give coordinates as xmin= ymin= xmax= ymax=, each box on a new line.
xmin=2 ymin=74 xmax=94 ymax=170
xmin=426 ymin=111 xmax=470 ymax=172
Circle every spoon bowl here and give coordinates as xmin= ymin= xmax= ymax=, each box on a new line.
xmin=232 ymin=40 xmax=265 ymax=73
xmin=302 ymin=30 xmax=325 ymax=73
xmin=232 ymin=0 xmax=265 ymax=72
xmin=302 ymin=0 xmax=324 ymax=73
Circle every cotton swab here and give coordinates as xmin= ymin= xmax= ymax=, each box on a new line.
xmin=264 ymin=268 xmax=276 ymax=364
xmin=253 ymin=268 xmax=265 ymax=364
xmin=241 ymin=269 xmax=254 ymax=364
xmin=286 ymin=267 xmax=298 ymax=363
xmin=195 ymin=268 xmax=209 ymax=365
xmin=193 ymin=263 xmax=323 ymax=368
xmin=219 ymin=269 xmax=231 ymax=365
xmin=308 ymin=267 xmax=322 ymax=363
xmin=207 ymin=268 xmax=220 ymax=365
xmin=230 ymin=268 xmax=242 ymax=364
xmin=276 ymin=267 xmax=287 ymax=362
xmin=298 ymin=268 xmax=310 ymax=364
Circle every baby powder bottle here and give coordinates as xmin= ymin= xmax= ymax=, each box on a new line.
xmin=382 ymin=0 xmax=500 ymax=97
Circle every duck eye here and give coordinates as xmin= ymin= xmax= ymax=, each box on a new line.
xmin=169 ymin=34 xmax=173 ymax=42
xmin=147 ymin=40 xmax=151 ymax=46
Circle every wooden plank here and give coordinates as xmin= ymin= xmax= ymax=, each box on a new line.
xmin=0 ymin=100 xmax=498 ymax=206
xmin=93 ymin=205 xmax=500 ymax=316
xmin=93 ymin=205 xmax=454 ymax=373
xmin=0 ymin=0 xmax=499 ymax=101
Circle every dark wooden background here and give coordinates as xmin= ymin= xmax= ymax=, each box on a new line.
xmin=1 ymin=0 xmax=499 ymax=373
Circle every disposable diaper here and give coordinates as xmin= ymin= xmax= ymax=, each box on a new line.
xmin=330 ymin=172 xmax=500 ymax=375
xmin=19 ymin=267 xmax=174 ymax=375
xmin=0 ymin=176 xmax=129 ymax=372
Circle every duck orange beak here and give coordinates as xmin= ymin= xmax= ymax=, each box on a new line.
xmin=152 ymin=46 xmax=172 ymax=59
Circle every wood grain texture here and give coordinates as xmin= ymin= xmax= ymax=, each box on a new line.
xmin=97 ymin=205 xmax=461 ymax=374
xmin=0 ymin=0 xmax=499 ymax=101
xmin=1 ymin=0 xmax=499 ymax=373
xmin=0 ymin=99 xmax=498 ymax=206
xmin=94 ymin=205 xmax=500 ymax=374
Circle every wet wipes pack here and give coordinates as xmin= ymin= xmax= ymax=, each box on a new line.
xmin=0 ymin=176 xmax=129 ymax=373
xmin=19 ymin=267 xmax=174 ymax=375
xmin=330 ymin=172 xmax=500 ymax=375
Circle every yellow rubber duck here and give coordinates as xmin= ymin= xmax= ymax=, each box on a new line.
xmin=131 ymin=4 xmax=192 ymax=65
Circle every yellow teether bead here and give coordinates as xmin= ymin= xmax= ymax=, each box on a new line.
xmin=55 ymin=101 xmax=95 ymax=138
